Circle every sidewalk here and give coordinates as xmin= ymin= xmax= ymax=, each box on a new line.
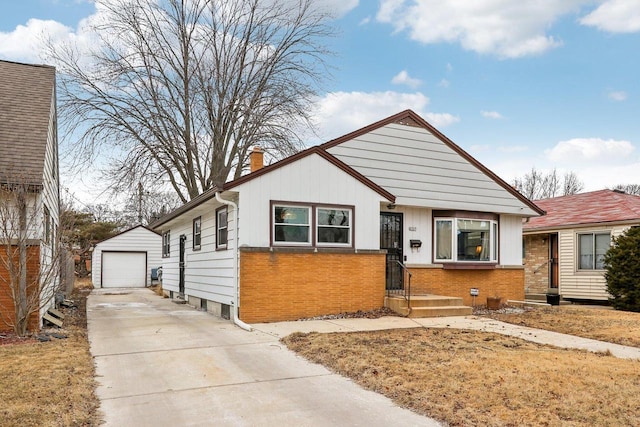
xmin=253 ymin=315 xmax=640 ymax=360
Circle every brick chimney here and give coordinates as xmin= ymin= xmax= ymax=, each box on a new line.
xmin=250 ymin=146 xmax=264 ymax=172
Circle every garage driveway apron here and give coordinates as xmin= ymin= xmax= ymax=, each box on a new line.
xmin=88 ymin=288 xmax=440 ymax=427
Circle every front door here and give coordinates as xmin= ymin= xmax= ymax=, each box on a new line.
xmin=380 ymin=212 xmax=403 ymax=290
xmin=179 ymin=234 xmax=186 ymax=295
xmin=549 ymin=233 xmax=559 ymax=289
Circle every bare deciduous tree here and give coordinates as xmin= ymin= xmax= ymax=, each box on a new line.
xmin=0 ymin=182 xmax=62 ymax=336
xmin=47 ymin=0 xmax=334 ymax=203
xmin=612 ymin=184 xmax=640 ymax=195
xmin=513 ymin=168 xmax=584 ymax=200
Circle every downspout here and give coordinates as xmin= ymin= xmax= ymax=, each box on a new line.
xmin=215 ymin=192 xmax=252 ymax=332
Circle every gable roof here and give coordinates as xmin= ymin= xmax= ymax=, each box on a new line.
xmin=0 ymin=60 xmax=56 ymax=187
xmin=151 ymin=148 xmax=395 ymax=229
xmin=322 ymin=110 xmax=544 ymax=216
xmin=523 ymin=189 xmax=640 ymax=232
xmin=151 ymin=110 xmax=543 ymax=229
xmin=94 ymin=224 xmax=161 ymax=246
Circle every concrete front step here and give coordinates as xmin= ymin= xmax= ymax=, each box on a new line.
xmin=407 ymin=306 xmax=473 ymax=318
xmin=385 ymin=295 xmax=473 ymax=318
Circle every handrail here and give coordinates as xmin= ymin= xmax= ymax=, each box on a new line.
xmin=394 ymin=260 xmax=412 ymax=312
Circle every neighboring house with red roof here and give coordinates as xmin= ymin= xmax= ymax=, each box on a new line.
xmin=151 ymin=110 xmax=543 ymax=325
xmin=523 ymin=189 xmax=640 ymax=301
xmin=0 ymin=60 xmax=60 ymax=332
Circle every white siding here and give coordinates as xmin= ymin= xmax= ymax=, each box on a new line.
xmin=234 ymin=153 xmax=388 ymax=249
xmin=392 ymin=205 xmax=433 ymax=265
xmin=326 ymin=123 xmax=538 ymax=216
xmin=92 ymin=226 xmax=162 ymax=288
xmin=158 ymin=203 xmax=236 ymax=306
xmin=558 ymin=225 xmax=630 ymax=300
xmin=499 ymin=215 xmax=524 ymax=266
xmin=38 ymin=90 xmax=60 ymax=320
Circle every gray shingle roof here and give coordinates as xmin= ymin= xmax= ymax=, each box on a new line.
xmin=0 ymin=60 xmax=56 ymax=187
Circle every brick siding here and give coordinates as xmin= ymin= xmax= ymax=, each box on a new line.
xmin=0 ymin=245 xmax=41 ymax=332
xmin=523 ymin=235 xmax=550 ymax=294
xmin=239 ymin=250 xmax=386 ymax=323
xmin=408 ymin=266 xmax=525 ymax=306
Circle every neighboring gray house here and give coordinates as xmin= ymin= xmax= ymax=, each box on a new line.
xmin=92 ymin=225 xmax=162 ymax=288
xmin=0 ymin=60 xmax=60 ymax=331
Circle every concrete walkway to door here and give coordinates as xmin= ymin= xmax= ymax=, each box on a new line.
xmin=87 ymin=288 xmax=441 ymax=427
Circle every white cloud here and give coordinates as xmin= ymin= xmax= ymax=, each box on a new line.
xmin=424 ymin=113 xmax=460 ymax=128
xmin=0 ymin=19 xmax=74 ymax=63
xmin=438 ymin=78 xmax=450 ymax=88
xmin=608 ymin=90 xmax=628 ymax=101
xmin=470 ymin=144 xmax=491 ymax=153
xmin=481 ymin=110 xmax=504 ymax=119
xmin=391 ymin=70 xmax=422 ymax=88
xmin=310 ymin=90 xmax=458 ymax=142
xmin=359 ymin=16 xmax=371 ymax=25
xmin=376 ymin=0 xmax=587 ymax=58
xmin=498 ymin=145 xmax=528 ymax=153
xmin=545 ymin=137 xmax=635 ymax=163
xmin=580 ymin=0 xmax=640 ymax=33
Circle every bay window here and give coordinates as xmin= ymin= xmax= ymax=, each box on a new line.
xmin=434 ymin=217 xmax=498 ymax=263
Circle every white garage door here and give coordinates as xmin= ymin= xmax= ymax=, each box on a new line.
xmin=102 ymin=252 xmax=147 ymax=288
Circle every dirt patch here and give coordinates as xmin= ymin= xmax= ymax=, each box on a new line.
xmin=0 ymin=279 xmax=101 ymax=426
xmin=482 ymin=305 xmax=640 ymax=348
xmin=283 ymin=328 xmax=640 ymax=426
xmin=297 ymin=307 xmax=399 ymax=321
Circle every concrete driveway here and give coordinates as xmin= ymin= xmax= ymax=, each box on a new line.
xmin=88 ymin=288 xmax=440 ymax=426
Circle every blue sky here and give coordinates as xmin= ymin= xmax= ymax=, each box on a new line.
xmin=1 ymin=0 xmax=639 ymax=206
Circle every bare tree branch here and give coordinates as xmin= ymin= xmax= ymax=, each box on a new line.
xmin=46 ymin=0 xmax=334 ymax=202
xmin=513 ymin=167 xmax=584 ymax=200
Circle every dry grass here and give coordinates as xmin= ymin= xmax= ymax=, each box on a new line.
xmin=0 ymin=278 xmax=100 ymax=427
xmin=485 ymin=305 xmax=640 ymax=348
xmin=283 ymin=328 xmax=640 ymax=426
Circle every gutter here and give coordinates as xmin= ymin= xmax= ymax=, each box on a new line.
xmin=214 ymin=192 xmax=252 ymax=332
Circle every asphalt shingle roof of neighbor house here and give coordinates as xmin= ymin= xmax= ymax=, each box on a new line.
xmin=0 ymin=59 xmax=56 ymax=187
xmin=523 ymin=189 xmax=640 ymax=231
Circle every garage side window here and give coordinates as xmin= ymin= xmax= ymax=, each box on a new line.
xmin=216 ymin=207 xmax=228 ymax=250
xmin=162 ymin=231 xmax=170 ymax=257
xmin=193 ymin=217 xmax=201 ymax=250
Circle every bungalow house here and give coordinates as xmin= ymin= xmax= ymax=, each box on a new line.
xmin=523 ymin=189 xmax=640 ymax=302
xmin=151 ymin=110 xmax=543 ymax=325
xmin=0 ymin=60 xmax=60 ymax=333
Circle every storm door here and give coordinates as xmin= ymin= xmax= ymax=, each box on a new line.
xmin=549 ymin=233 xmax=559 ymax=289
xmin=179 ymin=234 xmax=186 ymax=295
xmin=380 ymin=212 xmax=403 ymax=290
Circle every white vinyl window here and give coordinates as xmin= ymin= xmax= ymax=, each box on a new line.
xmin=273 ymin=205 xmax=311 ymax=245
xmin=578 ymin=232 xmax=610 ymax=270
xmin=216 ymin=207 xmax=228 ymax=249
xmin=192 ymin=217 xmax=201 ymax=250
xmin=162 ymin=231 xmax=170 ymax=257
xmin=316 ymin=207 xmax=351 ymax=246
xmin=434 ymin=218 xmax=498 ymax=263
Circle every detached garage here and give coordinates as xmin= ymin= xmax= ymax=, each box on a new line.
xmin=92 ymin=225 xmax=162 ymax=288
